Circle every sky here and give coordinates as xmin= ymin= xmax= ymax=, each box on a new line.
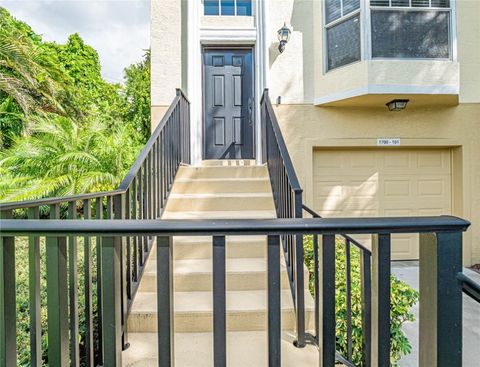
xmin=1 ymin=0 xmax=150 ymax=84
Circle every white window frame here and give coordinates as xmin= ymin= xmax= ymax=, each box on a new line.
xmin=323 ymin=0 xmax=457 ymax=73
xmin=202 ymin=0 xmax=253 ymax=16
xmin=322 ymin=0 xmax=363 ymax=73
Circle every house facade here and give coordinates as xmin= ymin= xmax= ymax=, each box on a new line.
xmin=150 ymin=0 xmax=480 ymax=265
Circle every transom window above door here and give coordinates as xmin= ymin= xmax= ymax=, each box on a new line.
xmin=204 ymin=0 xmax=252 ymax=16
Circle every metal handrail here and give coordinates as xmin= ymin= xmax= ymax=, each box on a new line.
xmin=302 ymin=204 xmax=372 ymax=254
xmin=457 ymin=272 xmax=480 ymax=303
xmin=0 ymin=89 xmax=188 ymax=210
xmin=1 ymin=216 xmax=470 ymax=236
xmin=261 ymin=90 xmax=302 ymax=192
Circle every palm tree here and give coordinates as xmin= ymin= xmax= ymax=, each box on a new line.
xmin=0 ymin=115 xmax=141 ymax=202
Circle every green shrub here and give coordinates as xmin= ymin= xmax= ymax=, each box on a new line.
xmin=303 ymin=235 xmax=419 ymax=366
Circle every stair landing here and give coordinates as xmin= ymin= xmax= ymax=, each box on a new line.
xmin=123 ymin=160 xmax=316 ymax=366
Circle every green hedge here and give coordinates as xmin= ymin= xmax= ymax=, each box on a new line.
xmin=303 ymin=235 xmax=419 ymax=366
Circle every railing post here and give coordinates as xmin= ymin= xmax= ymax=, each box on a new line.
xmin=114 ymin=193 xmax=129 ymax=350
xmin=157 ymin=236 xmax=174 ymax=367
xmin=267 ymin=235 xmax=281 ymax=367
xmin=371 ymin=233 xmax=391 ymax=367
xmin=419 ymin=231 xmax=463 ymax=367
xmin=0 ymin=211 xmax=16 ymax=367
xmin=46 ymin=204 xmax=69 ymax=366
xmin=294 ymin=191 xmax=306 ymax=348
xmin=101 ymin=235 xmax=123 ymax=366
xmin=27 ymin=207 xmax=42 ymax=367
xmin=68 ymin=201 xmax=80 ymax=367
xmin=319 ymin=234 xmax=336 ymax=367
xmin=212 ymin=236 xmax=226 ymax=367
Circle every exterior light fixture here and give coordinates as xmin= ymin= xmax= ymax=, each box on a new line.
xmin=277 ymin=23 xmax=291 ymax=53
xmin=386 ymin=99 xmax=409 ymax=111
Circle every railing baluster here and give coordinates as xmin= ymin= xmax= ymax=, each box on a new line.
xmin=125 ymin=189 xmax=132 ymax=301
xmin=319 ymin=234 xmax=336 ymax=367
xmin=83 ymin=199 xmax=94 ymax=367
xmin=137 ymin=169 xmax=145 ymax=267
xmin=313 ymin=234 xmax=320 ymax=343
xmin=360 ymin=249 xmax=372 ymax=367
xmin=212 ymin=236 xmax=226 ymax=367
xmin=0 ymin=210 xmax=17 ymax=367
xmin=156 ymin=236 xmax=174 ymax=367
xmin=114 ymin=193 xmax=129 ymax=350
xmin=95 ymin=197 xmax=104 ymax=366
xmin=345 ymin=239 xmax=353 ymax=361
xmin=267 ymin=235 xmax=281 ymax=367
xmin=371 ymin=233 xmax=391 ymax=367
xmin=47 ymin=204 xmax=68 ymax=366
xmin=132 ymin=177 xmax=139 ymax=282
xmin=27 ymin=207 xmax=41 ymax=367
xmin=68 ymin=201 xmax=80 ymax=367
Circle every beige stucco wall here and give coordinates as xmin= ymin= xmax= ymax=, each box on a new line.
xmin=273 ymin=103 xmax=480 ymax=265
xmin=267 ymin=0 xmax=314 ymax=104
xmin=151 ymin=0 xmax=185 ymax=110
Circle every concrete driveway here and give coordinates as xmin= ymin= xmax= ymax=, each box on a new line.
xmin=391 ymin=262 xmax=480 ymax=367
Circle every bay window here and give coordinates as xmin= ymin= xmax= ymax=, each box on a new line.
xmin=324 ymin=0 xmax=454 ymax=71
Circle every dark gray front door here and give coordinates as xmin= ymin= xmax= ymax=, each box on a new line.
xmin=203 ymin=48 xmax=254 ymax=159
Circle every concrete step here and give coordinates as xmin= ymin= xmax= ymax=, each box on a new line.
xmin=138 ymin=257 xmax=296 ymax=292
xmin=127 ymin=289 xmax=315 ymax=333
xmin=165 ymin=193 xmax=275 ymax=212
xmin=200 ymin=159 xmax=257 ymax=167
xmin=162 ymin=210 xmax=275 ymax=220
xmin=122 ymin=331 xmax=319 ymax=366
xmin=177 ymin=165 xmax=268 ymax=180
xmin=171 ymin=177 xmax=271 ymax=194
xmin=172 ymin=235 xmax=267 ymax=260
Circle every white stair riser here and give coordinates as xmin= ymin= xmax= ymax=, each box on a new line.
xmin=128 ymin=309 xmax=314 ymax=333
xmin=177 ymin=166 xmax=268 ymax=179
xmin=165 ymin=196 xmax=274 ymax=212
xmin=138 ymin=270 xmax=294 ymax=292
xmin=172 ymin=179 xmax=271 ymax=194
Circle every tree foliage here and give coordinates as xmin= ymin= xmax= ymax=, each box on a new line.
xmin=0 ymin=7 xmax=151 ymax=201
xmin=304 ymin=236 xmax=419 ymax=366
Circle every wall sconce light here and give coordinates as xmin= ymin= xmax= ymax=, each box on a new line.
xmin=386 ymin=99 xmax=409 ymax=111
xmin=277 ymin=23 xmax=291 ymax=53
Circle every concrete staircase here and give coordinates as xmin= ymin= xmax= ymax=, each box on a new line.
xmin=123 ymin=160 xmax=317 ymax=366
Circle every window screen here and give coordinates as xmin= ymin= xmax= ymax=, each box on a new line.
xmin=327 ymin=15 xmax=361 ymax=70
xmin=371 ymin=10 xmax=450 ymax=58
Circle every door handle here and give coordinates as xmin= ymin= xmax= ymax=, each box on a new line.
xmin=248 ymin=98 xmax=254 ymax=126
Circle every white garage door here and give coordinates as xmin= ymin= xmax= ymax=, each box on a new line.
xmin=313 ymin=148 xmax=452 ymax=260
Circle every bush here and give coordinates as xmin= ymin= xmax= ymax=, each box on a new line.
xmin=303 ymin=235 xmax=419 ymax=366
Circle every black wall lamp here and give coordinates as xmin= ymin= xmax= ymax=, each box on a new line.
xmin=277 ymin=23 xmax=291 ymax=53
xmin=386 ymin=99 xmax=409 ymax=111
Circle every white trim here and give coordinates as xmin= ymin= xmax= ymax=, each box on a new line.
xmin=314 ymin=84 xmax=460 ymax=105
xmin=200 ymin=28 xmax=257 ymax=42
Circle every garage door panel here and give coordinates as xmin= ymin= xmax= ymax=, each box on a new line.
xmin=313 ymin=148 xmax=452 ymax=260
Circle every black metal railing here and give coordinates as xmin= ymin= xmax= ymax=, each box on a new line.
xmin=260 ymin=89 xmax=306 ymax=347
xmin=457 ymin=272 xmax=480 ymax=303
xmin=1 ymin=216 xmax=470 ymax=367
xmin=302 ymin=204 xmax=372 ymax=367
xmin=0 ymin=89 xmax=190 ymax=366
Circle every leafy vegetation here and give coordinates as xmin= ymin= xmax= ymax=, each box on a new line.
xmin=0 ymin=7 xmax=150 ymax=202
xmin=304 ymin=236 xmax=419 ymax=366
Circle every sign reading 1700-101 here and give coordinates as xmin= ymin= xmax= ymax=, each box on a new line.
xmin=377 ymin=138 xmax=401 ymax=146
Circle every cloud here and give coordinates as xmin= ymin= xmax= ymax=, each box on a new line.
xmin=1 ymin=0 xmax=150 ymax=83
